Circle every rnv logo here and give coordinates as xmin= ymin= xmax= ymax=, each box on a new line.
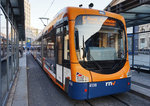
xmin=105 ymin=81 xmax=116 ymax=86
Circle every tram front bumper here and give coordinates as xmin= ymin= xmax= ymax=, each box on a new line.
xmin=68 ymin=77 xmax=131 ymax=100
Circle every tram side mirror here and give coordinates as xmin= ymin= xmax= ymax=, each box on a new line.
xmin=75 ymin=30 xmax=79 ymax=50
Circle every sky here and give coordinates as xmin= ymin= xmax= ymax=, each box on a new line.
xmin=29 ymin=0 xmax=112 ymax=30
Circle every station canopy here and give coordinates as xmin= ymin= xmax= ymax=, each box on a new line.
xmin=105 ymin=0 xmax=150 ymax=27
xmin=1 ymin=0 xmax=25 ymax=41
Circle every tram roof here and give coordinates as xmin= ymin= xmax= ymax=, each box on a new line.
xmin=1 ymin=0 xmax=25 ymax=41
xmin=105 ymin=0 xmax=150 ymax=27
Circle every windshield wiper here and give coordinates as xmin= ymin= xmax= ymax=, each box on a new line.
xmin=82 ymin=35 xmax=103 ymax=72
xmin=89 ymin=54 xmax=104 ymax=72
xmin=112 ymin=50 xmax=127 ymax=70
xmin=82 ymin=35 xmax=85 ymax=61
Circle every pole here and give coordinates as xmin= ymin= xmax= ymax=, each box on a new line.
xmin=16 ymin=32 xmax=19 ymax=72
xmin=11 ymin=16 xmax=13 ymax=81
xmin=21 ymin=39 xmax=23 ymax=57
xmin=6 ymin=0 xmax=9 ymax=91
xmin=14 ymin=29 xmax=16 ymax=73
xmin=132 ymin=26 xmax=135 ymax=68
xmin=149 ymin=50 xmax=150 ymax=70
xmin=41 ymin=35 xmax=43 ymax=66
xmin=0 ymin=9 xmax=2 ymax=106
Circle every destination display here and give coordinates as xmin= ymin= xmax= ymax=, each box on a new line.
xmin=82 ymin=16 xmax=116 ymax=26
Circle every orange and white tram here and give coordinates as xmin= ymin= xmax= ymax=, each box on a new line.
xmin=31 ymin=7 xmax=131 ymax=100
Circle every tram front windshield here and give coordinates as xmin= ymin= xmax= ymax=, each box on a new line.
xmin=75 ymin=15 xmax=126 ymax=62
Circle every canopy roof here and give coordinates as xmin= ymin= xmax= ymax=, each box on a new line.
xmin=1 ymin=0 xmax=25 ymax=41
xmin=105 ymin=0 xmax=150 ymax=27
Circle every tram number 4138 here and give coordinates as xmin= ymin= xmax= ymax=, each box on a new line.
xmin=89 ymin=83 xmax=97 ymax=87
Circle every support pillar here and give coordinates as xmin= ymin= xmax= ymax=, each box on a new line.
xmin=41 ymin=36 xmax=44 ymax=66
xmin=16 ymin=32 xmax=19 ymax=71
xmin=21 ymin=39 xmax=23 ymax=57
xmin=11 ymin=16 xmax=13 ymax=80
xmin=132 ymin=26 xmax=135 ymax=68
xmin=6 ymin=0 xmax=9 ymax=91
xmin=0 ymin=11 xmax=2 ymax=106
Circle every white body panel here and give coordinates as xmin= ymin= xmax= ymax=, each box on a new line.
xmin=63 ymin=67 xmax=71 ymax=84
xmin=37 ymin=58 xmax=42 ymax=65
xmin=44 ymin=64 xmax=56 ymax=78
xmin=56 ymin=64 xmax=62 ymax=83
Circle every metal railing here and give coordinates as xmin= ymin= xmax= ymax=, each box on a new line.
xmin=129 ymin=50 xmax=150 ymax=71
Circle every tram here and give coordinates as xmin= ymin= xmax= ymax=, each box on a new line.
xmin=31 ymin=7 xmax=131 ymax=100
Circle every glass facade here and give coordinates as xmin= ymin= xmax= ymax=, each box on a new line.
xmin=1 ymin=9 xmax=7 ymax=58
xmin=0 ymin=8 xmax=8 ymax=102
xmin=0 ymin=7 xmax=19 ymax=105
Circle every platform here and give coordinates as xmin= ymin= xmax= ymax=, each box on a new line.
xmin=6 ymin=53 xmax=28 ymax=106
xmin=131 ymin=70 xmax=150 ymax=100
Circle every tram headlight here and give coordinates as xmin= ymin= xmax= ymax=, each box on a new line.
xmin=76 ymin=72 xmax=89 ymax=82
xmin=127 ymin=69 xmax=132 ymax=77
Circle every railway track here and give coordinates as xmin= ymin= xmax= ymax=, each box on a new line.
xmin=84 ymin=95 xmax=131 ymax=106
xmin=28 ymin=54 xmax=150 ymax=106
xmin=111 ymin=95 xmax=131 ymax=106
xmin=84 ymin=89 xmax=150 ymax=106
xmin=85 ymin=100 xmax=93 ymax=106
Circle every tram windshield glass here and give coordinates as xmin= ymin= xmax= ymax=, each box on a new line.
xmin=75 ymin=15 xmax=126 ymax=62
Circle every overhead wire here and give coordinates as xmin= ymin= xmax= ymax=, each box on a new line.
xmin=43 ymin=0 xmax=55 ymax=17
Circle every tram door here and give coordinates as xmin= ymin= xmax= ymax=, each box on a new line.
xmin=56 ymin=22 xmax=69 ymax=86
xmin=56 ymin=25 xmax=64 ymax=86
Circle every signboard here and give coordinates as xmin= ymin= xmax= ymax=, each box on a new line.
xmin=26 ymin=38 xmax=31 ymax=48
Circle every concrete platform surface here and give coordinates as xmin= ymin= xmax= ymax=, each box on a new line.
xmin=6 ymin=53 xmax=28 ymax=106
xmin=131 ymin=70 xmax=150 ymax=100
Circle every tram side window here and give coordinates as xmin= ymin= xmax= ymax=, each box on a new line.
xmin=43 ymin=38 xmax=47 ymax=57
xmin=47 ymin=41 xmax=55 ymax=59
xmin=56 ymin=34 xmax=62 ymax=65
xmin=61 ymin=26 xmax=63 ymax=33
xmin=64 ymin=25 xmax=70 ymax=60
xmin=36 ymin=42 xmax=41 ymax=56
xmin=56 ymin=28 xmax=61 ymax=34
xmin=47 ymin=30 xmax=55 ymax=62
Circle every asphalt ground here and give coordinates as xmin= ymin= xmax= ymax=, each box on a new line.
xmin=27 ymin=54 xmax=90 ymax=106
xmin=27 ymin=54 xmax=150 ymax=106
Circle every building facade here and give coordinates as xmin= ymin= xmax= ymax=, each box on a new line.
xmin=24 ymin=0 xmax=39 ymax=46
xmin=138 ymin=24 xmax=150 ymax=50
xmin=31 ymin=27 xmax=39 ymax=38
xmin=24 ymin=0 xmax=31 ymax=38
